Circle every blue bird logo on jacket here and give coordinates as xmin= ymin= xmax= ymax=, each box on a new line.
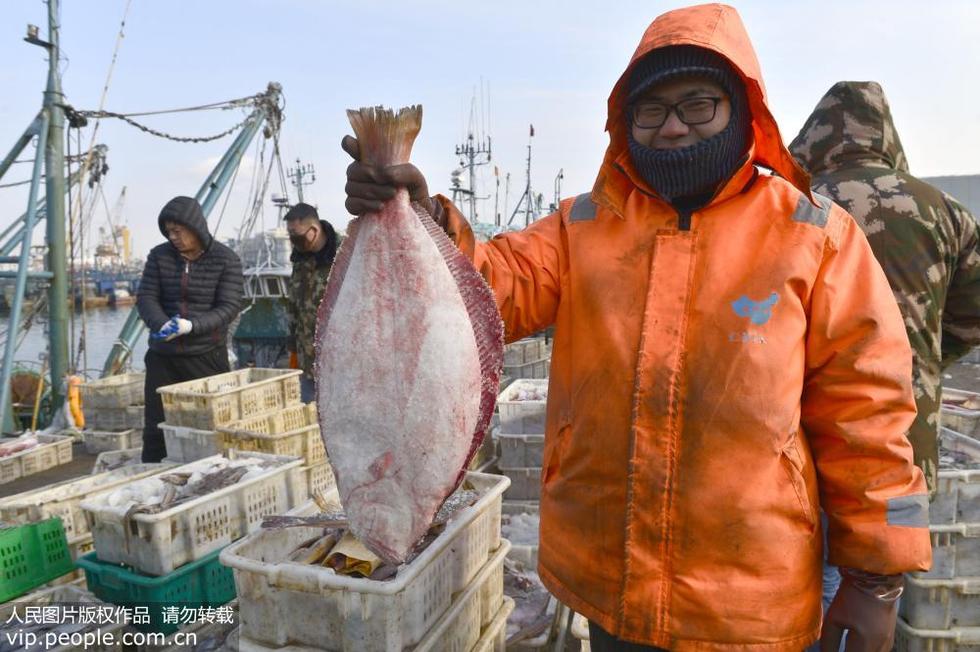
xmin=732 ymin=292 xmax=779 ymax=325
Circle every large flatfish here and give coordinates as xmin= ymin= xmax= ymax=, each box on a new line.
xmin=315 ymin=105 xmax=503 ymax=563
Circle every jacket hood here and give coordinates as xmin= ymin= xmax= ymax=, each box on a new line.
xmin=789 ymin=81 xmax=909 ymax=177
xmin=595 ymin=3 xmax=813 ymax=213
xmin=157 ymin=196 xmax=213 ymax=250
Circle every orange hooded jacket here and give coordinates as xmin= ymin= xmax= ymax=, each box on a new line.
xmin=438 ymin=4 xmax=932 ymax=649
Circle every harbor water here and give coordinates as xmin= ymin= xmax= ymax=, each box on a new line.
xmin=1 ymin=306 xmax=149 ymax=377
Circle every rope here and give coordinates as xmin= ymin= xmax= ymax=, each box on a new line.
xmin=77 ymin=94 xmax=262 ymax=119
xmin=77 ymin=109 xmax=256 ymax=144
xmin=0 ymin=179 xmax=38 ymax=189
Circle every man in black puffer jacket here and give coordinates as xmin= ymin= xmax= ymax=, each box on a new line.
xmin=137 ymin=196 xmax=244 ymax=462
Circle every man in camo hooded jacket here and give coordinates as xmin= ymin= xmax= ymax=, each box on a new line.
xmin=791 ymin=81 xmax=980 ymax=494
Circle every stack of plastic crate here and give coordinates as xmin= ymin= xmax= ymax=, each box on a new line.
xmin=503 ymin=337 xmax=552 ymax=381
xmin=0 ymin=519 xmax=76 ymax=602
xmin=896 ymin=427 xmax=980 ymax=650
xmin=495 ymin=379 xmax=547 ymax=509
xmin=157 ymin=368 xmax=302 ymax=463
xmin=0 ymin=463 xmax=170 ymax=583
xmin=221 ymin=472 xmax=514 ymax=652
xmin=0 ymin=432 xmax=74 ymax=485
xmin=217 ymin=401 xmax=334 ymax=500
xmin=75 ymin=450 xmax=307 ymax=635
xmin=941 ymin=387 xmax=980 ymax=441
xmin=80 ymin=372 xmax=145 ymax=455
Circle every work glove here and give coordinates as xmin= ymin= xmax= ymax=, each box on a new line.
xmin=151 ymin=316 xmax=193 ymax=342
xmin=341 ymin=135 xmax=443 ymax=224
xmin=820 ymin=567 xmax=904 ymax=652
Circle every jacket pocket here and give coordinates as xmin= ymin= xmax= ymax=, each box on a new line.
xmin=542 ymin=421 xmax=571 ymax=486
xmin=779 ymin=432 xmax=817 ymax=533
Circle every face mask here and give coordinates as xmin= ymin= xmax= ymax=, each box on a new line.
xmin=289 ymin=226 xmax=314 ymax=250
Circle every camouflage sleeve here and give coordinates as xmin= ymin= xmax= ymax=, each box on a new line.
xmin=941 ymin=196 xmax=980 ymax=365
xmin=286 ymin=267 xmax=298 ymax=352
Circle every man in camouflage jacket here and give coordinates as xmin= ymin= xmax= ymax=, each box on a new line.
xmin=791 ymin=81 xmax=980 ymax=494
xmin=284 ymin=202 xmax=338 ymax=401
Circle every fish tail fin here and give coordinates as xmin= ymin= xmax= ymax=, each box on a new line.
xmin=346 ymin=105 xmax=422 ymax=166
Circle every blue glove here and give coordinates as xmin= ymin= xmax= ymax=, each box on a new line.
xmin=150 ymin=316 xmax=193 ymax=342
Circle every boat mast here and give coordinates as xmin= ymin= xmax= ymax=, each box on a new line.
xmin=44 ymin=0 xmax=69 ymax=412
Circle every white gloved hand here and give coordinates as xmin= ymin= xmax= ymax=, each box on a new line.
xmin=152 ymin=316 xmax=194 ymax=342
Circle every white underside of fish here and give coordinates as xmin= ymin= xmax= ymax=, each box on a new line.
xmin=316 ymin=190 xmax=483 ymax=562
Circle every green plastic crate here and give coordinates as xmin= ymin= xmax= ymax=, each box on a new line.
xmin=76 ymin=547 xmax=236 ymax=635
xmin=0 ymin=518 xmax=75 ymax=602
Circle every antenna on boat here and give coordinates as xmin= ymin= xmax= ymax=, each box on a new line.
xmin=508 ymin=125 xmax=537 ymax=227
xmin=450 ymin=133 xmax=492 ymax=223
xmin=287 ymin=158 xmax=315 ymax=204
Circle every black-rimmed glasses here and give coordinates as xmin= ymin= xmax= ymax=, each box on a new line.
xmin=630 ymin=96 xmax=725 ymax=129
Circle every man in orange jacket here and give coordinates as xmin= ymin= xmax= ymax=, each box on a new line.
xmin=342 ymin=4 xmax=931 ymax=650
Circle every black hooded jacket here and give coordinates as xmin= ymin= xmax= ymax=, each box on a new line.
xmin=137 ymin=196 xmax=244 ymax=355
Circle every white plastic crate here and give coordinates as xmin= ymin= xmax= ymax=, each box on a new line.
xmin=498 ymin=433 xmax=545 ymax=468
xmin=932 ymin=428 xmax=980 ymax=525
xmin=0 ymin=463 xmax=169 ymax=542
xmin=502 ymin=511 xmax=540 ymax=571
xmin=302 ymin=461 xmax=337 ymax=500
xmin=161 ymin=422 xmax=222 ymax=462
xmin=942 ymin=387 xmax=980 ymax=437
xmin=221 ymin=472 xmax=510 ymax=650
xmin=917 ymin=522 xmax=980 ymax=579
xmin=410 ymin=542 xmax=508 ymax=652
xmin=503 ymin=358 xmax=550 ymax=381
xmin=900 ymin=573 xmax=980 ymax=629
xmin=0 ymin=584 xmax=130 ymax=652
xmin=896 ymin=617 xmax=980 ymax=652
xmin=496 ymin=379 xmax=548 ymax=435
xmin=82 ymin=428 xmax=139 ymax=455
xmin=0 ymin=433 xmax=74 ymax=484
xmin=224 ymin=403 xmax=317 ymax=435
xmin=158 ymin=368 xmax=302 ymax=429
xmin=471 ymin=596 xmax=514 ymax=652
xmin=236 ymin=544 xmax=510 ymax=652
xmin=504 ymin=338 xmax=550 ymax=366
xmin=80 ymin=372 xmax=144 ymax=409
xmin=220 ymin=423 xmax=325 ymax=466
xmin=571 ymin=612 xmax=591 ymax=651
xmin=499 ymin=466 xmax=542 ymax=501
xmin=91 ymin=447 xmax=143 ymax=474
xmin=80 ymin=451 xmax=307 ymax=576
xmin=502 ymin=500 xmax=540 ymax=516
xmin=88 ymin=405 xmax=144 ymax=431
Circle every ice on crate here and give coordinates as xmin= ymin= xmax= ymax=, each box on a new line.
xmin=502 ymin=512 xmax=540 ymax=546
xmin=508 ymin=387 xmax=547 ymax=402
xmin=102 ymin=457 xmax=273 ymax=514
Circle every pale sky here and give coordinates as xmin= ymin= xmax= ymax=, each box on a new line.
xmin=1 ymin=0 xmax=977 ymax=259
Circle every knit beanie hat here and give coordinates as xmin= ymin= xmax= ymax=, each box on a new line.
xmin=626 ymin=45 xmax=752 ymax=203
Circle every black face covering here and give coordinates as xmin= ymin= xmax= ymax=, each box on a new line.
xmin=627 ymin=104 xmax=748 ymax=203
xmin=626 ymin=46 xmax=752 ymax=204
